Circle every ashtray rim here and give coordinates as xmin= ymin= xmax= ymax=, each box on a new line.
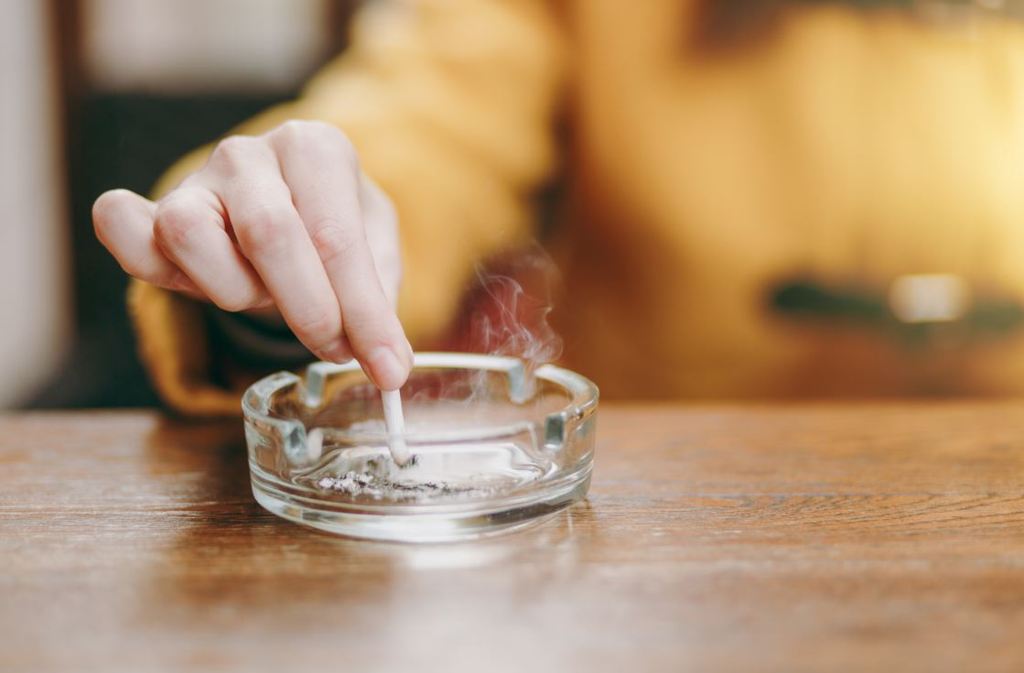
xmin=242 ymin=352 xmax=599 ymax=445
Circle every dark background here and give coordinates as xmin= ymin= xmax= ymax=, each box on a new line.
xmin=30 ymin=94 xmax=285 ymax=408
xmin=29 ymin=1 xmax=355 ymax=409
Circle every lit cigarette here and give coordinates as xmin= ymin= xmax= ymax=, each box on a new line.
xmin=381 ymin=388 xmax=411 ymax=466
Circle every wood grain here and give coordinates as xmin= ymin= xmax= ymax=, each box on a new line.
xmin=2 ymin=403 xmax=1024 ymax=672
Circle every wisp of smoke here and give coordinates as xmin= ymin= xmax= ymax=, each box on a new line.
xmin=437 ymin=244 xmax=564 ymax=405
xmin=469 ymin=249 xmax=563 ymax=376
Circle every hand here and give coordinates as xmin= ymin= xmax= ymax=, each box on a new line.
xmin=93 ymin=120 xmax=412 ymax=390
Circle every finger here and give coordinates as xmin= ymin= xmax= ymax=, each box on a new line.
xmin=152 ymin=185 xmax=271 ymax=312
xmin=92 ymin=188 xmax=198 ymax=293
xmin=270 ymin=122 xmax=412 ymax=390
xmin=360 ymin=173 xmax=402 ymax=307
xmin=205 ymin=136 xmax=350 ymax=362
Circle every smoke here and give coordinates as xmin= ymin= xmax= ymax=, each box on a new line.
xmin=466 ymin=246 xmax=564 ymax=380
xmin=405 ymin=244 xmax=564 ymax=409
xmin=458 ymin=245 xmax=563 ymax=405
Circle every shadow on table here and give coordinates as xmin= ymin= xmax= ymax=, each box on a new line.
xmin=139 ymin=417 xmax=598 ymax=617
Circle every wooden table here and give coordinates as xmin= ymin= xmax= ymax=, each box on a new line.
xmin=2 ymin=404 xmax=1024 ymax=672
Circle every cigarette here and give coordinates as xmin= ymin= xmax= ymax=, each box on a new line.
xmin=381 ymin=388 xmax=411 ymax=466
xmin=305 ymin=427 xmax=324 ymax=463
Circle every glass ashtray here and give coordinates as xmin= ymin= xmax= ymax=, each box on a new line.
xmin=243 ymin=352 xmax=598 ymax=542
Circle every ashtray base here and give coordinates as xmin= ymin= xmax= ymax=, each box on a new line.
xmin=251 ymin=468 xmax=591 ymax=543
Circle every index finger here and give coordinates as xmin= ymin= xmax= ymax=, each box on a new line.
xmin=270 ymin=123 xmax=413 ymax=390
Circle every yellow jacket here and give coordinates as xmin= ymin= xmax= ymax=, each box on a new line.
xmin=131 ymin=0 xmax=1024 ymax=414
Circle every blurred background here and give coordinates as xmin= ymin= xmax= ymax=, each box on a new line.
xmin=8 ymin=0 xmax=1024 ymax=409
xmin=4 ymin=0 xmax=355 ymax=409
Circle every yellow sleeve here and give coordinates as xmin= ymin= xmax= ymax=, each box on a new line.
xmin=130 ymin=0 xmax=566 ymax=416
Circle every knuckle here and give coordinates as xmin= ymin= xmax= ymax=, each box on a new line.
xmin=234 ymin=205 xmax=295 ymax=256
xmin=210 ymin=135 xmax=262 ymax=172
xmin=153 ymin=200 xmax=206 ymax=250
xmin=310 ymin=221 xmax=362 ymax=265
xmin=274 ymin=120 xmax=357 ymax=166
xmin=275 ymin=119 xmax=335 ymax=141
xmin=274 ymin=119 xmax=318 ymax=140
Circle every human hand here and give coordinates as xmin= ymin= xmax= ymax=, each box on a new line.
xmin=93 ymin=120 xmax=412 ymax=390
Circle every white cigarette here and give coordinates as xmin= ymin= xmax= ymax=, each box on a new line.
xmin=381 ymin=388 xmax=411 ymax=466
xmin=305 ymin=427 xmax=324 ymax=463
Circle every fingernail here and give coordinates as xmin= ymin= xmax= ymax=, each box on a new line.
xmin=322 ymin=339 xmax=352 ymax=363
xmin=366 ymin=346 xmax=407 ymax=390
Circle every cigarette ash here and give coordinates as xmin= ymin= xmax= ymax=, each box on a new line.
xmin=315 ymin=471 xmax=482 ymax=500
xmin=305 ymin=456 xmax=501 ymax=502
